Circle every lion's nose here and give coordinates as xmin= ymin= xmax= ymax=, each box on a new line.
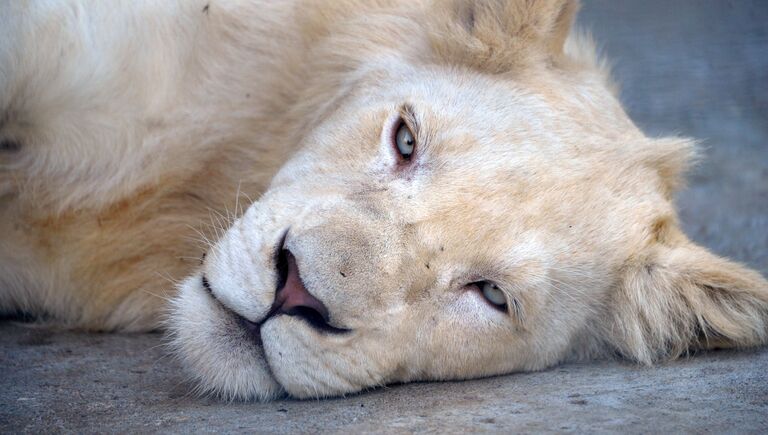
xmin=274 ymin=249 xmax=330 ymax=322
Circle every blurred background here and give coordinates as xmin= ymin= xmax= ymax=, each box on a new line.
xmin=579 ymin=0 xmax=768 ymax=275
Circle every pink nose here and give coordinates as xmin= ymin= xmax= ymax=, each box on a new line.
xmin=273 ymin=250 xmax=330 ymax=321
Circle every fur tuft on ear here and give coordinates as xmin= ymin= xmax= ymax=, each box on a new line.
xmin=605 ymin=237 xmax=768 ymax=364
xmin=427 ymin=0 xmax=579 ymax=73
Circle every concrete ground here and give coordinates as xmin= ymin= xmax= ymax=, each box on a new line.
xmin=2 ymin=1 xmax=767 ymax=433
xmin=2 ymin=322 xmax=767 ymax=433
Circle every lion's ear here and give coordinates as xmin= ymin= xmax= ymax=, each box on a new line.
xmin=427 ymin=0 xmax=579 ymax=73
xmin=605 ymin=236 xmax=768 ymax=364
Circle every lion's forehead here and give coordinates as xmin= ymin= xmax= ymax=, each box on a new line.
xmin=366 ymin=63 xmax=634 ymax=145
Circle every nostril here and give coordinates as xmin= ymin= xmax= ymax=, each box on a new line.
xmin=275 ymin=246 xmax=289 ymax=291
xmin=274 ymin=250 xmax=330 ymax=321
xmin=273 ymin=249 xmax=348 ymax=333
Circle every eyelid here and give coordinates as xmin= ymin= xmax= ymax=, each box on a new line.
xmin=398 ymin=104 xmax=419 ymax=137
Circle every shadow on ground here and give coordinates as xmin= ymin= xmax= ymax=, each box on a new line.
xmin=2 ymin=0 xmax=767 ymax=432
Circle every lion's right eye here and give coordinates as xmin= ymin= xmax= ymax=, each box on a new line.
xmin=393 ymin=120 xmax=415 ymax=160
xmin=479 ymin=281 xmax=508 ymax=311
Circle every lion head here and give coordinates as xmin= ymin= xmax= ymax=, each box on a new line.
xmin=168 ymin=0 xmax=768 ymax=400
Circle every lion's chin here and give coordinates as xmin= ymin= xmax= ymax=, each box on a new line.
xmin=167 ymin=275 xmax=284 ymax=401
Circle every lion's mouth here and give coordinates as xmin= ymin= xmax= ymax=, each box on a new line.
xmin=201 ymin=240 xmax=349 ymax=347
xmin=200 ymin=273 xmax=265 ymax=344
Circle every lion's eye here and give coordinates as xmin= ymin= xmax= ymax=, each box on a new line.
xmin=480 ymin=282 xmax=507 ymax=310
xmin=394 ymin=120 xmax=415 ymax=159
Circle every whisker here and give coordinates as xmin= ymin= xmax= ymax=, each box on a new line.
xmin=140 ymin=286 xmax=174 ymax=303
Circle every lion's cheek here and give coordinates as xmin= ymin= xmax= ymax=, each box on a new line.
xmin=261 ymin=316 xmax=399 ymax=399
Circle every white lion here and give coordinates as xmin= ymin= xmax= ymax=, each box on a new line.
xmin=1 ymin=0 xmax=766 ymax=401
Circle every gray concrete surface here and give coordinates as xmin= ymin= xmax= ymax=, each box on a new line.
xmin=2 ymin=322 xmax=767 ymax=433
xmin=2 ymin=1 xmax=767 ymax=433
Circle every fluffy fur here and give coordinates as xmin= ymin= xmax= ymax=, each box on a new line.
xmin=1 ymin=0 xmax=766 ymax=400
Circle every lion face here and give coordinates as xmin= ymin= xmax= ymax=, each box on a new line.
xmin=168 ymin=0 xmax=768 ymax=400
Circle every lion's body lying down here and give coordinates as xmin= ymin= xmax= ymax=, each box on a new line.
xmin=1 ymin=0 xmax=767 ymax=400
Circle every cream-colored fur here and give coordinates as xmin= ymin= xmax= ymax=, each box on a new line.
xmin=1 ymin=0 xmax=766 ymax=400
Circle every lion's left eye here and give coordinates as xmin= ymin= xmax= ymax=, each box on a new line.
xmin=394 ymin=120 xmax=415 ymax=159
xmin=480 ymin=282 xmax=507 ymax=310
